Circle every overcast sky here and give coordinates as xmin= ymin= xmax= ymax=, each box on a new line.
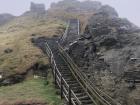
xmin=0 ymin=0 xmax=139 ymax=26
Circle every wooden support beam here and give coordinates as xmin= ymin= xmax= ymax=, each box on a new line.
xmin=68 ymin=86 xmax=72 ymax=105
xmin=61 ymin=76 xmax=63 ymax=99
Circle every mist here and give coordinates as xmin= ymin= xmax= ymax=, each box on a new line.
xmin=0 ymin=0 xmax=139 ymax=26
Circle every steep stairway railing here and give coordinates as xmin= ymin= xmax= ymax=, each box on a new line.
xmin=59 ymin=19 xmax=80 ymax=44
xmin=60 ymin=20 xmax=70 ymax=42
xmin=45 ymin=41 xmax=83 ymax=105
xmin=45 ymin=19 xmax=121 ymax=105
xmin=58 ymin=44 xmax=121 ymax=105
xmin=45 ymin=40 xmax=121 ymax=105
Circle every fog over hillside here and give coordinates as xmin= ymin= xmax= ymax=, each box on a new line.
xmin=0 ymin=0 xmax=140 ymax=105
xmin=0 ymin=0 xmax=140 ymax=26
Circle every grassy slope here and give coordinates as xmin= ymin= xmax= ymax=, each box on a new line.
xmin=0 ymin=12 xmax=65 ymax=104
xmin=0 ymin=14 xmax=66 ymax=76
xmin=0 ymin=69 xmax=63 ymax=105
xmin=0 ymin=1 xmax=91 ymax=103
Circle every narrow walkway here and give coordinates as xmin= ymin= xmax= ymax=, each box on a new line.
xmin=45 ymin=19 xmax=121 ymax=105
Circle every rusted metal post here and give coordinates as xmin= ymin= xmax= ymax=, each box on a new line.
xmin=60 ymin=76 xmax=63 ymax=99
xmin=68 ymin=86 xmax=71 ymax=105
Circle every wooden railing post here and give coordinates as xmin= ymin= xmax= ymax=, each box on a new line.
xmin=54 ymin=67 xmax=57 ymax=86
xmin=51 ymin=55 xmax=53 ymax=65
xmin=68 ymin=86 xmax=71 ymax=105
xmin=60 ymin=76 xmax=63 ymax=99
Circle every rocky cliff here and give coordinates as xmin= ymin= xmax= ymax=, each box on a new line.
xmin=62 ymin=4 xmax=140 ymax=105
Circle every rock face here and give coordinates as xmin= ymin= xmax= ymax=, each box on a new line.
xmin=0 ymin=13 xmax=14 ymax=25
xmin=48 ymin=0 xmax=102 ymax=20
xmin=30 ymin=2 xmax=45 ymax=12
xmin=68 ymin=5 xmax=140 ymax=74
xmin=4 ymin=48 xmax=13 ymax=54
xmin=85 ymin=5 xmax=140 ymax=75
xmin=97 ymin=5 xmax=118 ymax=18
xmin=50 ymin=0 xmax=101 ymax=12
xmin=62 ymin=4 xmax=140 ymax=105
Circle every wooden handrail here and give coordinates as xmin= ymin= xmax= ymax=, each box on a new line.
xmin=60 ymin=21 xmax=70 ymax=42
xmin=71 ymin=90 xmax=82 ymax=105
xmin=58 ymin=43 xmax=121 ymax=105
xmin=45 ymin=37 xmax=121 ymax=105
xmin=45 ymin=41 xmax=81 ymax=105
xmin=44 ymin=18 xmax=121 ymax=105
xmin=58 ymin=46 xmax=108 ymax=105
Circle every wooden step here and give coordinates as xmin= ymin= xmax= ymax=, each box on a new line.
xmin=46 ymin=23 xmax=94 ymax=105
xmin=81 ymin=99 xmax=93 ymax=104
xmin=75 ymin=92 xmax=87 ymax=97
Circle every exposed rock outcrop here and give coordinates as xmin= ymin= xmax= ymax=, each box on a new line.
xmin=97 ymin=5 xmax=118 ymax=18
xmin=4 ymin=48 xmax=13 ymax=54
xmin=62 ymin=4 xmax=140 ymax=105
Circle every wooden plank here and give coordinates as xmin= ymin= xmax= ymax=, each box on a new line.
xmin=71 ymin=90 xmax=82 ymax=105
xmin=63 ymin=92 xmax=69 ymax=102
xmin=71 ymin=98 xmax=77 ymax=105
xmin=56 ymin=80 xmax=61 ymax=88
xmin=62 ymin=78 xmax=69 ymax=88
xmin=62 ymin=85 xmax=68 ymax=95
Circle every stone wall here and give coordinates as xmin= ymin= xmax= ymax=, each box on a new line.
xmin=30 ymin=2 xmax=45 ymax=12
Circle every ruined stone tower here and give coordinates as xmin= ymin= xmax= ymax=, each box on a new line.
xmin=30 ymin=2 xmax=45 ymax=12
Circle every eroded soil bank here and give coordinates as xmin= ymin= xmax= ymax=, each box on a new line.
xmin=0 ymin=62 xmax=49 ymax=86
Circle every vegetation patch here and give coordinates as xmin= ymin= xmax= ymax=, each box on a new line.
xmin=0 ymin=69 xmax=63 ymax=105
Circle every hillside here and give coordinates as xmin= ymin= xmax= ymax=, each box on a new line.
xmin=0 ymin=14 xmax=15 ymax=26
xmin=0 ymin=0 xmax=102 ymax=104
xmin=0 ymin=0 xmax=102 ymax=81
xmin=0 ymin=2 xmax=66 ymax=105
xmin=0 ymin=5 xmax=65 ymax=78
xmin=1 ymin=0 xmax=140 ymax=105
xmin=47 ymin=0 xmax=102 ymax=32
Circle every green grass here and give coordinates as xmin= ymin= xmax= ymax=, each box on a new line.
xmin=0 ymin=70 xmax=63 ymax=105
xmin=43 ymin=70 xmax=63 ymax=105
